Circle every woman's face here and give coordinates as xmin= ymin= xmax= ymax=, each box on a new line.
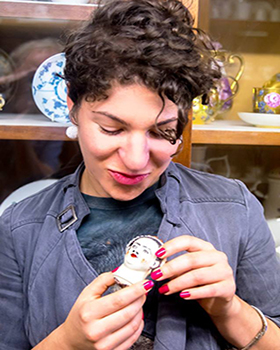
xmin=67 ymin=84 xmax=180 ymax=201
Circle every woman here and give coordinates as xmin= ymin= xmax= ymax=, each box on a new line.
xmin=1 ymin=0 xmax=280 ymax=349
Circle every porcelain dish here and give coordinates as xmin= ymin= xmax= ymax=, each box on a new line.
xmin=238 ymin=112 xmax=280 ymax=127
xmin=32 ymin=53 xmax=70 ymax=124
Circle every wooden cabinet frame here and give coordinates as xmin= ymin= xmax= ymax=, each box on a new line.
xmin=0 ymin=0 xmax=279 ymax=169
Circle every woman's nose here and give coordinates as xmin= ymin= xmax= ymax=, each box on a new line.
xmin=118 ymin=133 xmax=150 ymax=171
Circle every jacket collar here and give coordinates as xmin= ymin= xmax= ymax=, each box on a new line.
xmin=57 ymin=163 xmax=89 ymax=232
xmin=58 ymin=161 xmax=182 ymax=232
xmin=156 ymin=162 xmax=182 ymax=226
xmin=62 ymin=162 xmax=85 ymax=190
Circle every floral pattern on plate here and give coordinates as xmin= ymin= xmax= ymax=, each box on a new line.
xmin=32 ymin=53 xmax=70 ymax=124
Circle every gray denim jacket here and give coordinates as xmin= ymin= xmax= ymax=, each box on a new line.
xmin=1 ymin=162 xmax=280 ymax=350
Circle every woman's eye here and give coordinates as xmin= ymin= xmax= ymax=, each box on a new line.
xmin=149 ymin=130 xmax=165 ymax=139
xmin=99 ymin=126 xmax=123 ymax=135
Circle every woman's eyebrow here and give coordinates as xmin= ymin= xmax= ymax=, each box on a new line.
xmin=92 ymin=111 xmax=129 ymax=126
xmin=92 ymin=110 xmax=177 ymax=127
xmin=156 ymin=117 xmax=178 ymax=126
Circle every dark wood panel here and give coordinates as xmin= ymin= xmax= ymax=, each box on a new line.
xmin=197 ymin=0 xmax=210 ymax=30
xmin=172 ymin=111 xmax=192 ymax=167
xmin=209 ymin=19 xmax=280 ymax=54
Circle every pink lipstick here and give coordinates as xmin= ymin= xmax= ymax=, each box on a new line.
xmin=108 ymin=170 xmax=149 ymax=185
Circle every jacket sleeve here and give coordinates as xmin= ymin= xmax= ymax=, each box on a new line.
xmin=0 ymin=206 xmax=31 ymax=350
xmin=235 ymin=180 xmax=280 ymax=328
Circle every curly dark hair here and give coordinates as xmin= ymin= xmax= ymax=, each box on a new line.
xmin=64 ymin=0 xmax=220 ymax=142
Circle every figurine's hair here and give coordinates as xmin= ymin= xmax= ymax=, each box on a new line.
xmin=126 ymin=235 xmax=164 ymax=269
xmin=64 ymin=0 xmax=221 ymax=142
xmin=126 ymin=235 xmax=163 ymax=251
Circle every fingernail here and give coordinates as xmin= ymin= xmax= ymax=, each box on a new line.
xmin=111 ymin=266 xmax=119 ymax=273
xmin=150 ymin=269 xmax=163 ymax=280
xmin=155 ymin=247 xmax=166 ymax=258
xmin=143 ymin=280 xmax=154 ymax=291
xmin=180 ymin=291 xmax=191 ymax=298
xmin=158 ymin=284 xmax=169 ymax=294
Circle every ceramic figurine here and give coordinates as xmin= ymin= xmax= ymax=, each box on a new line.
xmin=0 ymin=94 xmax=5 ymax=111
xmin=113 ymin=235 xmax=166 ymax=287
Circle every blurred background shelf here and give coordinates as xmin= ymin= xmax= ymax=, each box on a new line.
xmin=0 ymin=114 xmax=68 ymax=140
xmin=0 ymin=1 xmax=96 ymax=21
xmin=1 ymin=115 xmax=280 ymax=145
xmin=193 ymin=120 xmax=280 ymax=145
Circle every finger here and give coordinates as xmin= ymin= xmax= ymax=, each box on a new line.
xmin=93 ymin=308 xmax=144 ymax=350
xmin=114 ymin=322 xmax=144 ymax=350
xmin=151 ymin=250 xmax=228 ymax=281
xmin=158 ymin=263 xmax=233 ymax=295
xmin=82 ymin=272 xmax=116 ymax=300
xmin=179 ymin=280 xmax=236 ymax=300
xmin=83 ymin=279 xmax=154 ymax=320
xmin=155 ymin=235 xmax=215 ymax=260
xmin=92 ymin=294 xmax=145 ymax=337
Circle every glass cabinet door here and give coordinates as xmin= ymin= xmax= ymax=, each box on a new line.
xmin=201 ymin=0 xmax=280 ymax=120
xmin=0 ymin=2 xmax=95 ymax=207
xmin=193 ymin=0 xmax=280 ymax=247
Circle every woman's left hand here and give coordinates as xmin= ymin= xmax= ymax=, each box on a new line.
xmin=151 ymin=235 xmax=236 ymax=318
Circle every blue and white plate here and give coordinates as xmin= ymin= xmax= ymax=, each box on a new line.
xmin=32 ymin=53 xmax=70 ymax=124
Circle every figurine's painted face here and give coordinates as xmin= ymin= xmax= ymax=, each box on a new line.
xmin=124 ymin=237 xmax=161 ymax=271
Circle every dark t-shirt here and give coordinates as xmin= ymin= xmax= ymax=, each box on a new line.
xmin=77 ymin=182 xmax=162 ymax=274
xmin=76 ymin=182 xmax=163 ymax=348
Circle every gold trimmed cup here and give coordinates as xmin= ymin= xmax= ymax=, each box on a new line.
xmin=253 ymin=87 xmax=280 ymax=114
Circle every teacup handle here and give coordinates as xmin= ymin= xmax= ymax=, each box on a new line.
xmin=227 ymin=54 xmax=244 ymax=92
xmin=218 ymin=76 xmax=239 ymax=110
xmin=250 ymin=180 xmax=266 ymax=199
xmin=206 ymin=155 xmax=231 ymax=178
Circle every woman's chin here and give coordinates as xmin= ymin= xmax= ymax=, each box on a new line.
xmin=107 ymin=183 xmax=149 ymax=201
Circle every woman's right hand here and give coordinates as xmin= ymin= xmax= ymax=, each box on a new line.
xmin=59 ymin=272 xmax=154 ymax=350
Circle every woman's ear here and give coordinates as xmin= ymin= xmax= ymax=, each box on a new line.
xmin=66 ymin=95 xmax=77 ymax=125
xmin=66 ymin=95 xmax=74 ymax=113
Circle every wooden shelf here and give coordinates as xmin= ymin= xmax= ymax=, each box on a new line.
xmin=0 ymin=1 xmax=97 ymax=21
xmin=0 ymin=0 xmax=197 ymax=22
xmin=1 ymin=115 xmax=280 ymax=145
xmin=0 ymin=114 xmax=68 ymax=140
xmin=192 ymin=120 xmax=280 ymax=146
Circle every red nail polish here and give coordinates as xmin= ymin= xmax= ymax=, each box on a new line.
xmin=155 ymin=247 xmax=166 ymax=258
xmin=180 ymin=291 xmax=191 ymax=298
xmin=143 ymin=280 xmax=154 ymax=291
xmin=111 ymin=266 xmax=119 ymax=273
xmin=151 ymin=269 xmax=163 ymax=280
xmin=158 ymin=284 xmax=169 ymax=294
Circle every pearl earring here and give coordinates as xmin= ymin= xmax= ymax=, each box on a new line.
xmin=66 ymin=125 xmax=78 ymax=139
